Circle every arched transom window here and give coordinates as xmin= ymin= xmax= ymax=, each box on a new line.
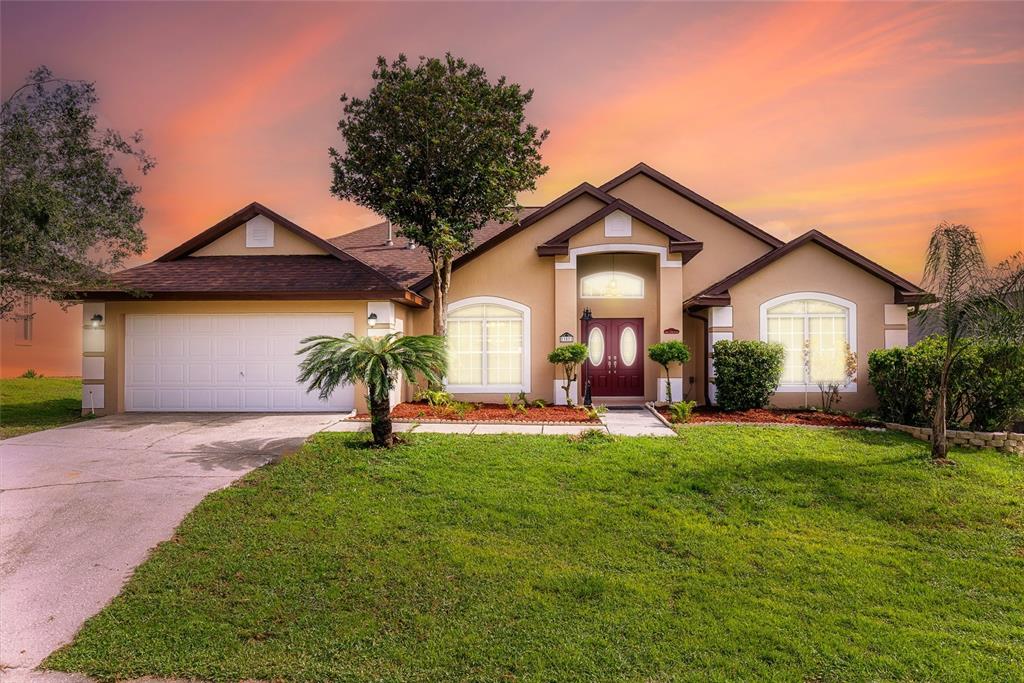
xmin=760 ymin=293 xmax=857 ymax=389
xmin=580 ymin=271 xmax=644 ymax=298
xmin=447 ymin=297 xmax=530 ymax=392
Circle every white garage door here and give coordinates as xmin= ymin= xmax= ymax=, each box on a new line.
xmin=125 ymin=313 xmax=354 ymax=412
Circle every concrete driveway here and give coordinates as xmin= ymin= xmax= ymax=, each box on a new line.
xmin=0 ymin=412 xmax=353 ymax=676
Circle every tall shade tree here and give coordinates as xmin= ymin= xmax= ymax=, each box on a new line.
xmin=329 ymin=54 xmax=548 ymax=337
xmin=297 ymin=333 xmax=447 ymax=447
xmin=919 ymin=222 xmax=1024 ymax=461
xmin=1 ymin=66 xmax=154 ymax=319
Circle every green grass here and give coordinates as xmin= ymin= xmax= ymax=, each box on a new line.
xmin=0 ymin=376 xmax=85 ymax=438
xmin=47 ymin=428 xmax=1024 ymax=682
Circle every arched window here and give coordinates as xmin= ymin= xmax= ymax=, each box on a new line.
xmin=447 ymin=297 xmax=531 ymax=392
xmin=580 ymin=271 xmax=644 ymax=298
xmin=760 ymin=293 xmax=857 ymax=389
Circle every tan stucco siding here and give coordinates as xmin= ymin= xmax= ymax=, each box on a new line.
xmin=728 ymin=242 xmax=896 ymax=411
xmin=192 ymin=222 xmax=328 ymax=256
xmin=606 ymin=175 xmax=774 ymax=300
xmin=90 ymin=299 xmax=372 ymax=415
xmin=410 ymin=194 xmax=607 ymax=402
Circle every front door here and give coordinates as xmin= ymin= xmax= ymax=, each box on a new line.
xmin=585 ymin=318 xmax=644 ymax=397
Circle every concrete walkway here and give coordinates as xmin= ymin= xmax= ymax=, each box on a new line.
xmin=327 ymin=421 xmax=600 ymax=435
xmin=601 ymin=409 xmax=678 ymax=437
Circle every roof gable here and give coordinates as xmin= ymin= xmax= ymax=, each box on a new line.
xmin=536 ymin=198 xmax=703 ymax=262
xmin=600 ymin=163 xmax=784 ymax=248
xmin=684 ymin=229 xmax=929 ymax=307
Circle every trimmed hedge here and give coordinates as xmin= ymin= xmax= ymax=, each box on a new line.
xmin=868 ymin=336 xmax=1024 ymax=431
xmin=712 ymin=340 xmax=785 ymax=411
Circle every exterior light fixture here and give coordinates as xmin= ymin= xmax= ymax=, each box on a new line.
xmin=559 ymin=331 xmax=574 ymax=344
xmin=90 ymin=314 xmax=104 ymax=328
xmin=581 ymin=308 xmax=593 ymax=322
xmin=367 ymin=312 xmax=378 ymax=327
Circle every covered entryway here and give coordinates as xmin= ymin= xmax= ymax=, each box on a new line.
xmin=124 ymin=313 xmax=354 ymax=411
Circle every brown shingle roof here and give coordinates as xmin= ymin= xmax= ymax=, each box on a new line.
xmin=82 ymin=255 xmax=423 ymax=304
xmin=328 ymin=207 xmax=541 ymax=289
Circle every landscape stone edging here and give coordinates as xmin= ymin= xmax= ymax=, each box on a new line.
xmin=645 ymin=402 xmax=678 ymax=430
xmin=344 ymin=417 xmax=601 ymax=426
xmin=885 ymin=422 xmax=1023 ymax=455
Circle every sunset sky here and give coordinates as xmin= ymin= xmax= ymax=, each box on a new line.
xmin=1 ymin=1 xmax=1022 ymax=373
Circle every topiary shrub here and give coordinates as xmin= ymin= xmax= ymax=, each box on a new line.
xmin=712 ymin=339 xmax=784 ymax=411
xmin=548 ymin=343 xmax=589 ymax=407
xmin=647 ymin=341 xmax=691 ymax=403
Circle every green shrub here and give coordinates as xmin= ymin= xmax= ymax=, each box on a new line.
xmin=19 ymin=369 xmax=40 ymax=379
xmin=414 ymin=388 xmax=454 ymax=408
xmin=868 ymin=336 xmax=1024 ymax=431
xmin=712 ymin=340 xmax=785 ymax=411
xmin=668 ymin=400 xmax=697 ymax=424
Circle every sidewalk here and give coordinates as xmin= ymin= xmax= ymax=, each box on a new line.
xmin=328 ymin=409 xmax=677 ymax=437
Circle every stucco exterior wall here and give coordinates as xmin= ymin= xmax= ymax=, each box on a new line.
xmin=728 ymin=242 xmax=898 ymax=411
xmin=192 ymin=222 xmax=329 ymax=256
xmin=87 ymin=299 xmax=374 ymax=415
xmin=605 ymin=175 xmax=775 ymax=300
xmin=409 ymin=193 xmax=607 ymax=403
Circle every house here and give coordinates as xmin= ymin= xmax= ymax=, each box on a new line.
xmin=77 ymin=163 xmax=927 ymax=415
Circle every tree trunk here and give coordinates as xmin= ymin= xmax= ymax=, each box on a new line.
xmin=664 ymin=366 xmax=673 ymax=403
xmin=369 ymin=394 xmax=394 ymax=448
xmin=431 ymin=257 xmax=453 ymax=338
xmin=931 ymin=360 xmax=951 ymax=460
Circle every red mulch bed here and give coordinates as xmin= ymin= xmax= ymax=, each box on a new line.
xmin=658 ymin=406 xmax=877 ymax=428
xmin=356 ymin=401 xmax=600 ymax=423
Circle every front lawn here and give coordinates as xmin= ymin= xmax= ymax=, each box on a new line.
xmin=48 ymin=428 xmax=1024 ymax=682
xmin=0 ymin=376 xmax=85 ymax=438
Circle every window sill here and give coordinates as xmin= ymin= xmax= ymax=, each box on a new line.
xmin=446 ymin=384 xmax=530 ymax=394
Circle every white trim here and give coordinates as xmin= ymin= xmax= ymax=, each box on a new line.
xmin=555 ymin=243 xmax=682 ymax=269
xmin=884 ymin=304 xmax=908 ymax=326
xmin=604 ymin=211 xmax=632 ymax=237
xmin=445 ymin=296 xmax=531 ymax=394
xmin=759 ymin=291 xmax=858 ymax=393
xmin=553 ymin=379 xmax=578 ymax=405
xmin=884 ymin=328 xmax=908 ymax=349
xmin=710 ymin=306 xmax=733 ymax=328
xmin=245 ymin=215 xmax=275 ymax=248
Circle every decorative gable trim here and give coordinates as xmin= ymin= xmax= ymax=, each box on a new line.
xmin=683 ymin=229 xmax=930 ymax=309
xmin=245 ymin=215 xmax=275 ymax=248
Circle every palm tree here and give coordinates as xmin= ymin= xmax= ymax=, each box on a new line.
xmin=920 ymin=223 xmax=1024 ymax=461
xmin=297 ymin=333 xmax=447 ymax=447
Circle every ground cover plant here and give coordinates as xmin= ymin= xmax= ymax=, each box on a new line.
xmin=0 ymin=376 xmax=85 ymax=438
xmin=47 ymin=427 xmax=1023 ymax=682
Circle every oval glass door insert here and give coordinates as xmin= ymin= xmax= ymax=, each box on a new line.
xmin=620 ymin=326 xmax=637 ymax=366
xmin=588 ymin=327 xmax=604 ymax=366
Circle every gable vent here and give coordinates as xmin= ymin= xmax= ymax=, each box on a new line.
xmin=245 ymin=215 xmax=275 ymax=248
xmin=604 ymin=211 xmax=632 ymax=237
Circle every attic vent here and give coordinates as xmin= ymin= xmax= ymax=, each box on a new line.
xmin=604 ymin=211 xmax=632 ymax=237
xmin=245 ymin=215 xmax=274 ymax=248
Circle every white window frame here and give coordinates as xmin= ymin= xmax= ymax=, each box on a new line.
xmin=445 ymin=296 xmax=531 ymax=393
xmin=579 ymin=271 xmax=645 ymax=299
xmin=759 ymin=292 xmax=858 ymax=392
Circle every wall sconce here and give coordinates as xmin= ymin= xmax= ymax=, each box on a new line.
xmin=89 ymin=314 xmax=104 ymax=329
xmin=581 ymin=308 xmax=592 ymax=322
xmin=367 ymin=312 xmax=378 ymax=328
xmin=559 ymin=331 xmax=574 ymax=344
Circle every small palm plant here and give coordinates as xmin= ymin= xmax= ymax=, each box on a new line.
xmin=297 ymin=333 xmax=447 ymax=447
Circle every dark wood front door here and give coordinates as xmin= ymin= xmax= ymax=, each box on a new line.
xmin=585 ymin=318 xmax=644 ymax=397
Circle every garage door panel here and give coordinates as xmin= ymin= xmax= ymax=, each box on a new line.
xmin=126 ymin=313 xmax=354 ymax=412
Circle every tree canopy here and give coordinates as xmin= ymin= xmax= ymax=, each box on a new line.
xmin=1 ymin=66 xmax=154 ymax=319
xmin=329 ymin=53 xmax=548 ymax=336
